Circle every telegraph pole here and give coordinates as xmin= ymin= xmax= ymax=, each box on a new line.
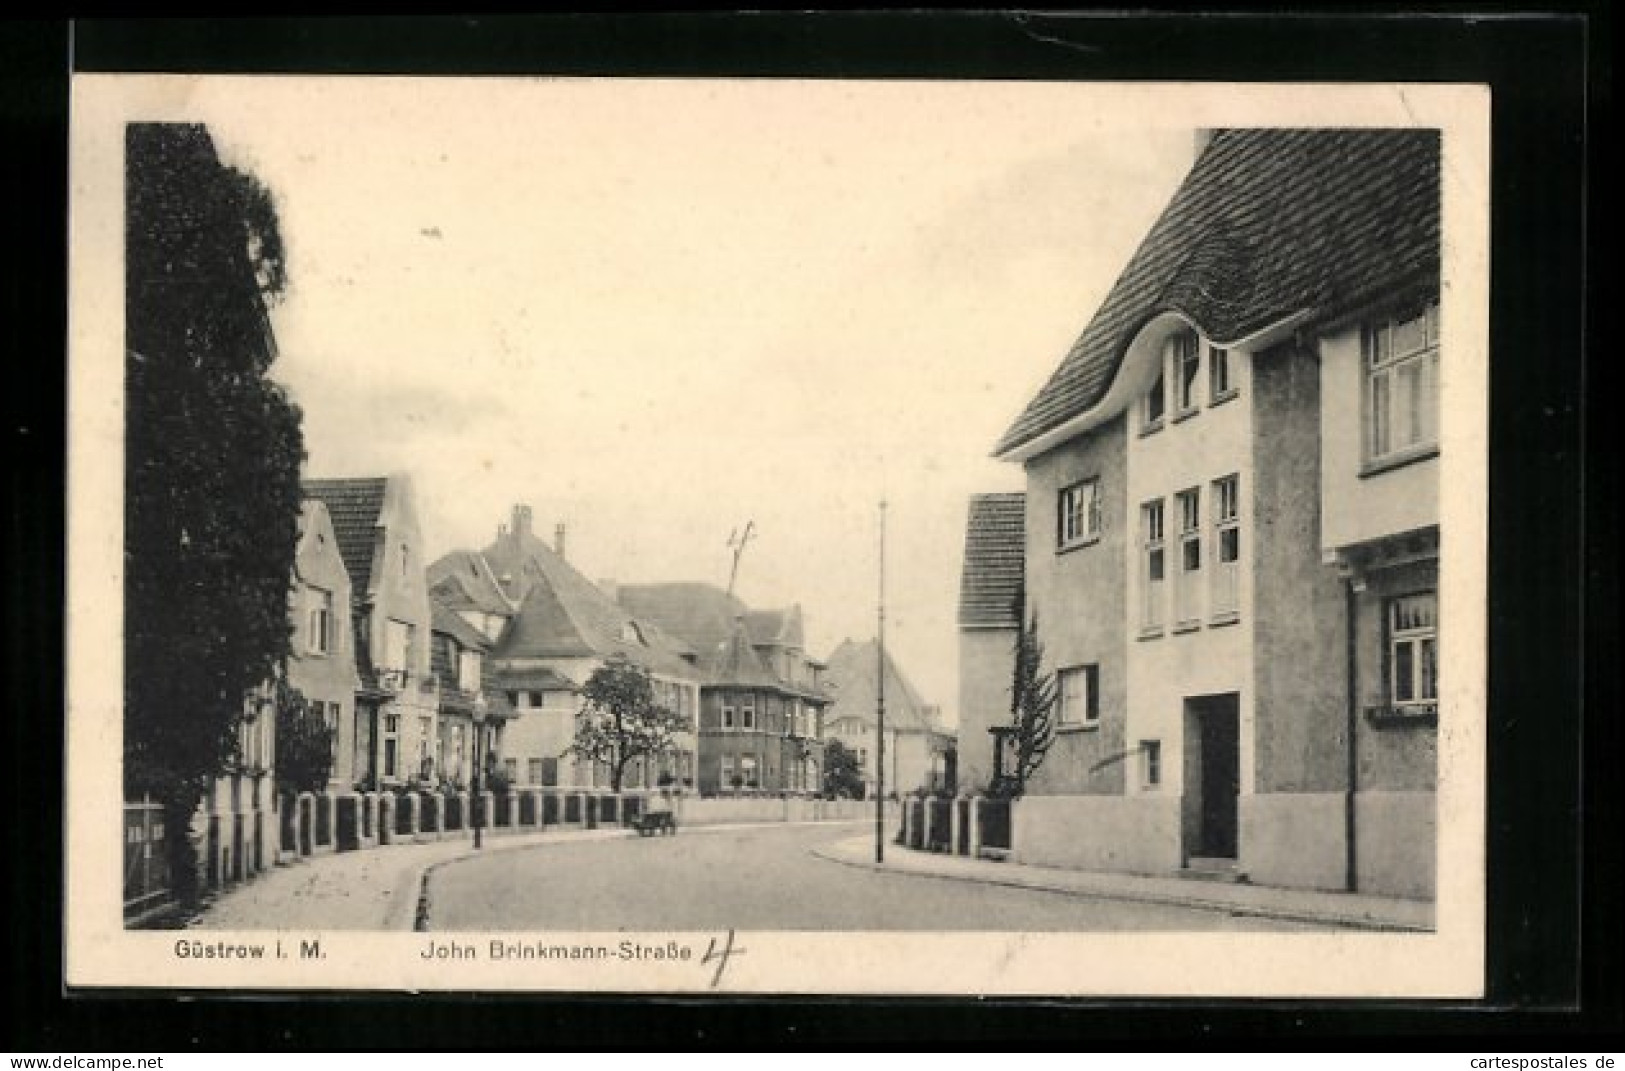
xmin=876 ymin=499 xmax=887 ymax=864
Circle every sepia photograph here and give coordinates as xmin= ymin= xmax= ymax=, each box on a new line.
xmin=66 ymin=74 xmax=1489 ymax=996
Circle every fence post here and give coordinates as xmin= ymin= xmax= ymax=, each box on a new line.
xmin=922 ymin=795 xmax=934 ymax=852
xmin=949 ymin=795 xmax=963 ymax=855
xmin=968 ymin=796 xmax=983 ymax=859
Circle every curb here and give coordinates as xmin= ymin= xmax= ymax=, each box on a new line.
xmin=808 ymin=838 xmax=1431 ymax=933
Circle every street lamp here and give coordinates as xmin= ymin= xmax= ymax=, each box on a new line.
xmin=472 ymin=694 xmax=488 ymax=850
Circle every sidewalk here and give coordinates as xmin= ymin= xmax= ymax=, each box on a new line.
xmin=813 ymin=834 xmax=1434 ymax=932
xmin=189 ymin=828 xmax=629 ymax=932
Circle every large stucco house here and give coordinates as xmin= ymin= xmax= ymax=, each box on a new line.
xmin=979 ymin=128 xmax=1441 ymax=899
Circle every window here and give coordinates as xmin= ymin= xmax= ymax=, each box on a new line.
xmin=1209 ymin=345 xmax=1234 ymax=401
xmin=740 ymin=754 xmax=759 ymax=789
xmin=458 ymin=650 xmax=481 ymax=693
xmin=1057 ymin=478 xmax=1101 ymax=549
xmin=528 ymin=759 xmax=544 ymax=785
xmin=720 ymin=701 xmax=736 ymax=730
xmin=541 ymin=757 xmax=558 ymax=787
xmin=382 ymin=712 xmax=399 ymax=779
xmin=1144 ymin=362 xmax=1166 ymax=431
xmin=720 ymin=754 xmax=736 ymax=787
xmin=1211 ymin=475 xmax=1241 ymax=620
xmin=1173 ymin=330 xmax=1201 ymax=414
xmin=324 ymin=702 xmax=340 ymax=767
xmin=308 ymin=589 xmax=333 ymax=655
xmin=1141 ymin=499 xmax=1166 ymax=632
xmin=503 ymin=757 xmax=518 ymax=782
xmin=1366 ymin=303 xmax=1440 ymax=463
xmin=1057 ymin=665 xmax=1100 ymax=727
xmin=383 ymin=619 xmax=414 ymax=676
xmin=1175 ymin=489 xmax=1202 ymax=627
xmin=741 ymin=696 xmax=757 ymax=731
xmin=1389 ymin=593 xmax=1439 ymax=706
xmin=527 ymin=690 xmax=543 ymax=708
xmin=1141 ymin=740 xmax=1162 ymax=788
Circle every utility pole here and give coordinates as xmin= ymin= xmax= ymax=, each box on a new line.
xmin=876 ymin=499 xmax=887 ymax=864
xmin=725 ymin=521 xmax=756 ymax=599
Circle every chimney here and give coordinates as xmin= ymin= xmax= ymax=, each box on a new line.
xmin=511 ymin=503 xmax=533 ymax=540
xmin=554 ymin=522 xmax=567 ymax=562
xmin=1193 ymin=128 xmax=1215 ymax=162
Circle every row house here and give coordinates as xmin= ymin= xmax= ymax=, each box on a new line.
xmin=303 ymin=475 xmax=440 ymax=790
xmin=823 ymin=638 xmax=955 ymax=798
xmin=194 ymin=496 xmax=361 ymax=886
xmin=977 ymin=128 xmax=1441 ymax=899
xmin=616 ymin=584 xmax=831 ymax=796
xmin=428 ymin=601 xmax=514 ymax=790
xmin=429 ymin=505 xmax=702 ymax=791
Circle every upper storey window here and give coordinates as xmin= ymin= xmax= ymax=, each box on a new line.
xmin=1365 ymin=302 xmax=1440 ymax=466
xmin=1057 ymin=477 xmax=1102 ymax=551
xmin=1144 ymin=328 xmax=1237 ymax=433
xmin=1172 ymin=330 xmax=1201 ymax=417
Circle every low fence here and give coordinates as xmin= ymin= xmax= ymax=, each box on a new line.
xmin=123 ymin=798 xmax=172 ymax=924
xmin=895 ymin=793 xmax=1014 ymax=861
xmin=129 ymin=785 xmax=876 ymax=921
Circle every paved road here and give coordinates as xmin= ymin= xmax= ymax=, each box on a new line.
xmin=423 ymin=822 xmax=1319 ymax=931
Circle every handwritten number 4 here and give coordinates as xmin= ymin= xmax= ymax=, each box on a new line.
xmin=701 ymin=930 xmax=744 ymax=988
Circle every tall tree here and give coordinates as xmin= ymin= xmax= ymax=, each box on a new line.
xmin=568 ymin=656 xmax=685 ymax=793
xmin=994 ymin=610 xmax=1057 ymax=799
xmin=124 ymin=124 xmax=305 ymax=901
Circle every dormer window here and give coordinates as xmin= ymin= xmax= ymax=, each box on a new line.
xmin=1209 ymin=345 xmax=1235 ymax=404
xmin=1172 ymin=330 xmax=1201 ymax=416
xmin=1143 ymin=366 xmax=1166 ymax=431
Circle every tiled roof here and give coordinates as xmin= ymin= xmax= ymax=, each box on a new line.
xmin=494 ymin=666 xmax=579 ymax=693
xmin=958 ymin=493 xmax=1026 ymax=628
xmin=821 ymin=638 xmax=935 ymax=735
xmin=427 ymin=549 xmax=515 ymax=617
xmin=994 ymin=128 xmax=1440 ymax=457
xmin=705 ymin=620 xmax=784 ymax=689
xmin=616 ymin=583 xmax=745 ymax=655
xmin=481 ymin=525 xmax=698 ymax=679
xmin=430 ymin=600 xmax=492 ymax=652
xmin=302 ymin=478 xmax=388 ymax=596
xmin=745 ymin=606 xmax=804 ymax=649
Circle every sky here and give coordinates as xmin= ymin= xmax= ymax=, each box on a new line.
xmin=180 ymin=78 xmax=1197 ymax=721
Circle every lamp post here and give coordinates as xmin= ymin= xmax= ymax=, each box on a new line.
xmin=472 ymin=694 xmax=488 ymax=850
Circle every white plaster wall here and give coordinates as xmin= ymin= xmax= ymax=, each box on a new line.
xmin=1013 ymin=794 xmax=1183 ymax=874
xmin=1319 ymin=325 xmax=1440 ymax=552
xmin=1124 ymin=324 xmax=1257 ymax=801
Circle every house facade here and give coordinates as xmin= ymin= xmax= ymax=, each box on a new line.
xmin=823 ymin=638 xmax=954 ymax=798
xmin=985 ymin=128 xmax=1440 ymax=898
xmin=431 ymin=505 xmax=703 ymax=790
xmin=955 ymin=492 xmax=1025 ymax=795
xmin=303 ymin=475 xmax=439 ymax=790
xmin=615 ymin=584 xmax=831 ymax=796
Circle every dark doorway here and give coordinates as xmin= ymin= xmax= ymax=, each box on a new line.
xmin=1183 ymin=693 xmax=1240 ymax=861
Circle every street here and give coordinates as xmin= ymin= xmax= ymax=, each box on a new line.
xmin=421 ymin=822 xmax=1322 ymax=931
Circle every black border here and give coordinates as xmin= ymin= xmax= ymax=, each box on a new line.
xmin=5 ymin=9 xmax=1613 ymax=1048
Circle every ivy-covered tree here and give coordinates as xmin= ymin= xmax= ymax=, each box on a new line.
xmin=273 ymin=681 xmax=333 ymax=797
xmin=992 ymin=610 xmax=1057 ymax=799
xmin=821 ymin=739 xmax=866 ymax=799
xmin=124 ymin=123 xmax=305 ymax=902
xmin=567 ymin=656 xmax=686 ymax=793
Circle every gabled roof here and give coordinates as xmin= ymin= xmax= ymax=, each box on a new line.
xmin=959 ymin=493 xmax=1026 ymax=629
xmin=302 ymin=477 xmax=388 ymax=596
xmin=822 ymin=638 xmax=935 ymax=735
xmin=744 ymin=606 xmax=804 ymax=649
xmin=481 ymin=523 xmax=697 ymax=678
xmin=705 ymin=619 xmax=784 ymax=689
xmin=616 ymin=582 xmax=746 ymax=654
xmin=427 ymin=549 xmax=515 ymax=617
xmin=493 ymin=666 xmax=578 ymax=693
xmin=430 ymin=600 xmax=492 ymax=652
xmin=994 ymin=128 xmax=1440 ymax=458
